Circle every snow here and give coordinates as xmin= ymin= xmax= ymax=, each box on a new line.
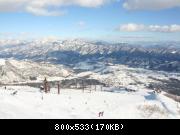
xmin=0 ymin=86 xmax=179 ymax=119
xmin=0 ymin=58 xmax=180 ymax=119
xmin=171 ymin=51 xmax=177 ymax=54
xmin=0 ymin=59 xmax=5 ymax=66
xmin=0 ymin=59 xmax=72 ymax=83
xmin=74 ymin=62 xmax=94 ymax=70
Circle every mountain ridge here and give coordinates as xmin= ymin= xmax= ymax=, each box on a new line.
xmin=0 ymin=39 xmax=180 ymax=72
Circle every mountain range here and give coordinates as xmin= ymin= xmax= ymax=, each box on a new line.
xmin=0 ymin=39 xmax=180 ymax=72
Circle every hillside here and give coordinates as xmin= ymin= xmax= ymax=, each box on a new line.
xmin=1 ymin=58 xmax=180 ymax=96
xmin=0 ymin=86 xmax=179 ymax=119
xmin=0 ymin=59 xmax=72 ymax=84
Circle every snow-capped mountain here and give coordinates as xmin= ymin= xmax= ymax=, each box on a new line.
xmin=0 ymin=59 xmax=72 ymax=84
xmin=0 ymin=39 xmax=180 ymax=72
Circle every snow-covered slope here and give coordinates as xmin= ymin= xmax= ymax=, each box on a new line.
xmin=73 ymin=61 xmax=180 ymax=94
xmin=0 ymin=86 xmax=179 ymax=119
xmin=0 ymin=59 xmax=179 ymax=119
xmin=1 ymin=58 xmax=180 ymax=96
xmin=0 ymin=59 xmax=73 ymax=83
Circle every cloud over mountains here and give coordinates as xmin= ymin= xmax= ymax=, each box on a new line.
xmin=118 ymin=23 xmax=180 ymax=33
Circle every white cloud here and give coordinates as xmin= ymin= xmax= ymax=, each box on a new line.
xmin=123 ymin=0 xmax=180 ymax=10
xmin=26 ymin=6 xmax=65 ymax=16
xmin=118 ymin=23 xmax=180 ymax=32
xmin=147 ymin=25 xmax=180 ymax=32
xmin=0 ymin=0 xmax=110 ymax=16
xmin=1 ymin=0 xmax=180 ymax=16
xmin=119 ymin=23 xmax=145 ymax=32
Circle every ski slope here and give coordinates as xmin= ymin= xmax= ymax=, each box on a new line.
xmin=0 ymin=86 xmax=179 ymax=119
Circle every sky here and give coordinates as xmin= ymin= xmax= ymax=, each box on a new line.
xmin=0 ymin=0 xmax=180 ymax=42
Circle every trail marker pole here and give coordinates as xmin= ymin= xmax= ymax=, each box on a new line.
xmin=58 ymin=83 xmax=60 ymax=94
xmin=44 ymin=82 xmax=47 ymax=93
xmin=44 ymin=77 xmax=48 ymax=93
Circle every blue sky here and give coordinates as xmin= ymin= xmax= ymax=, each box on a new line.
xmin=0 ymin=0 xmax=180 ymax=42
